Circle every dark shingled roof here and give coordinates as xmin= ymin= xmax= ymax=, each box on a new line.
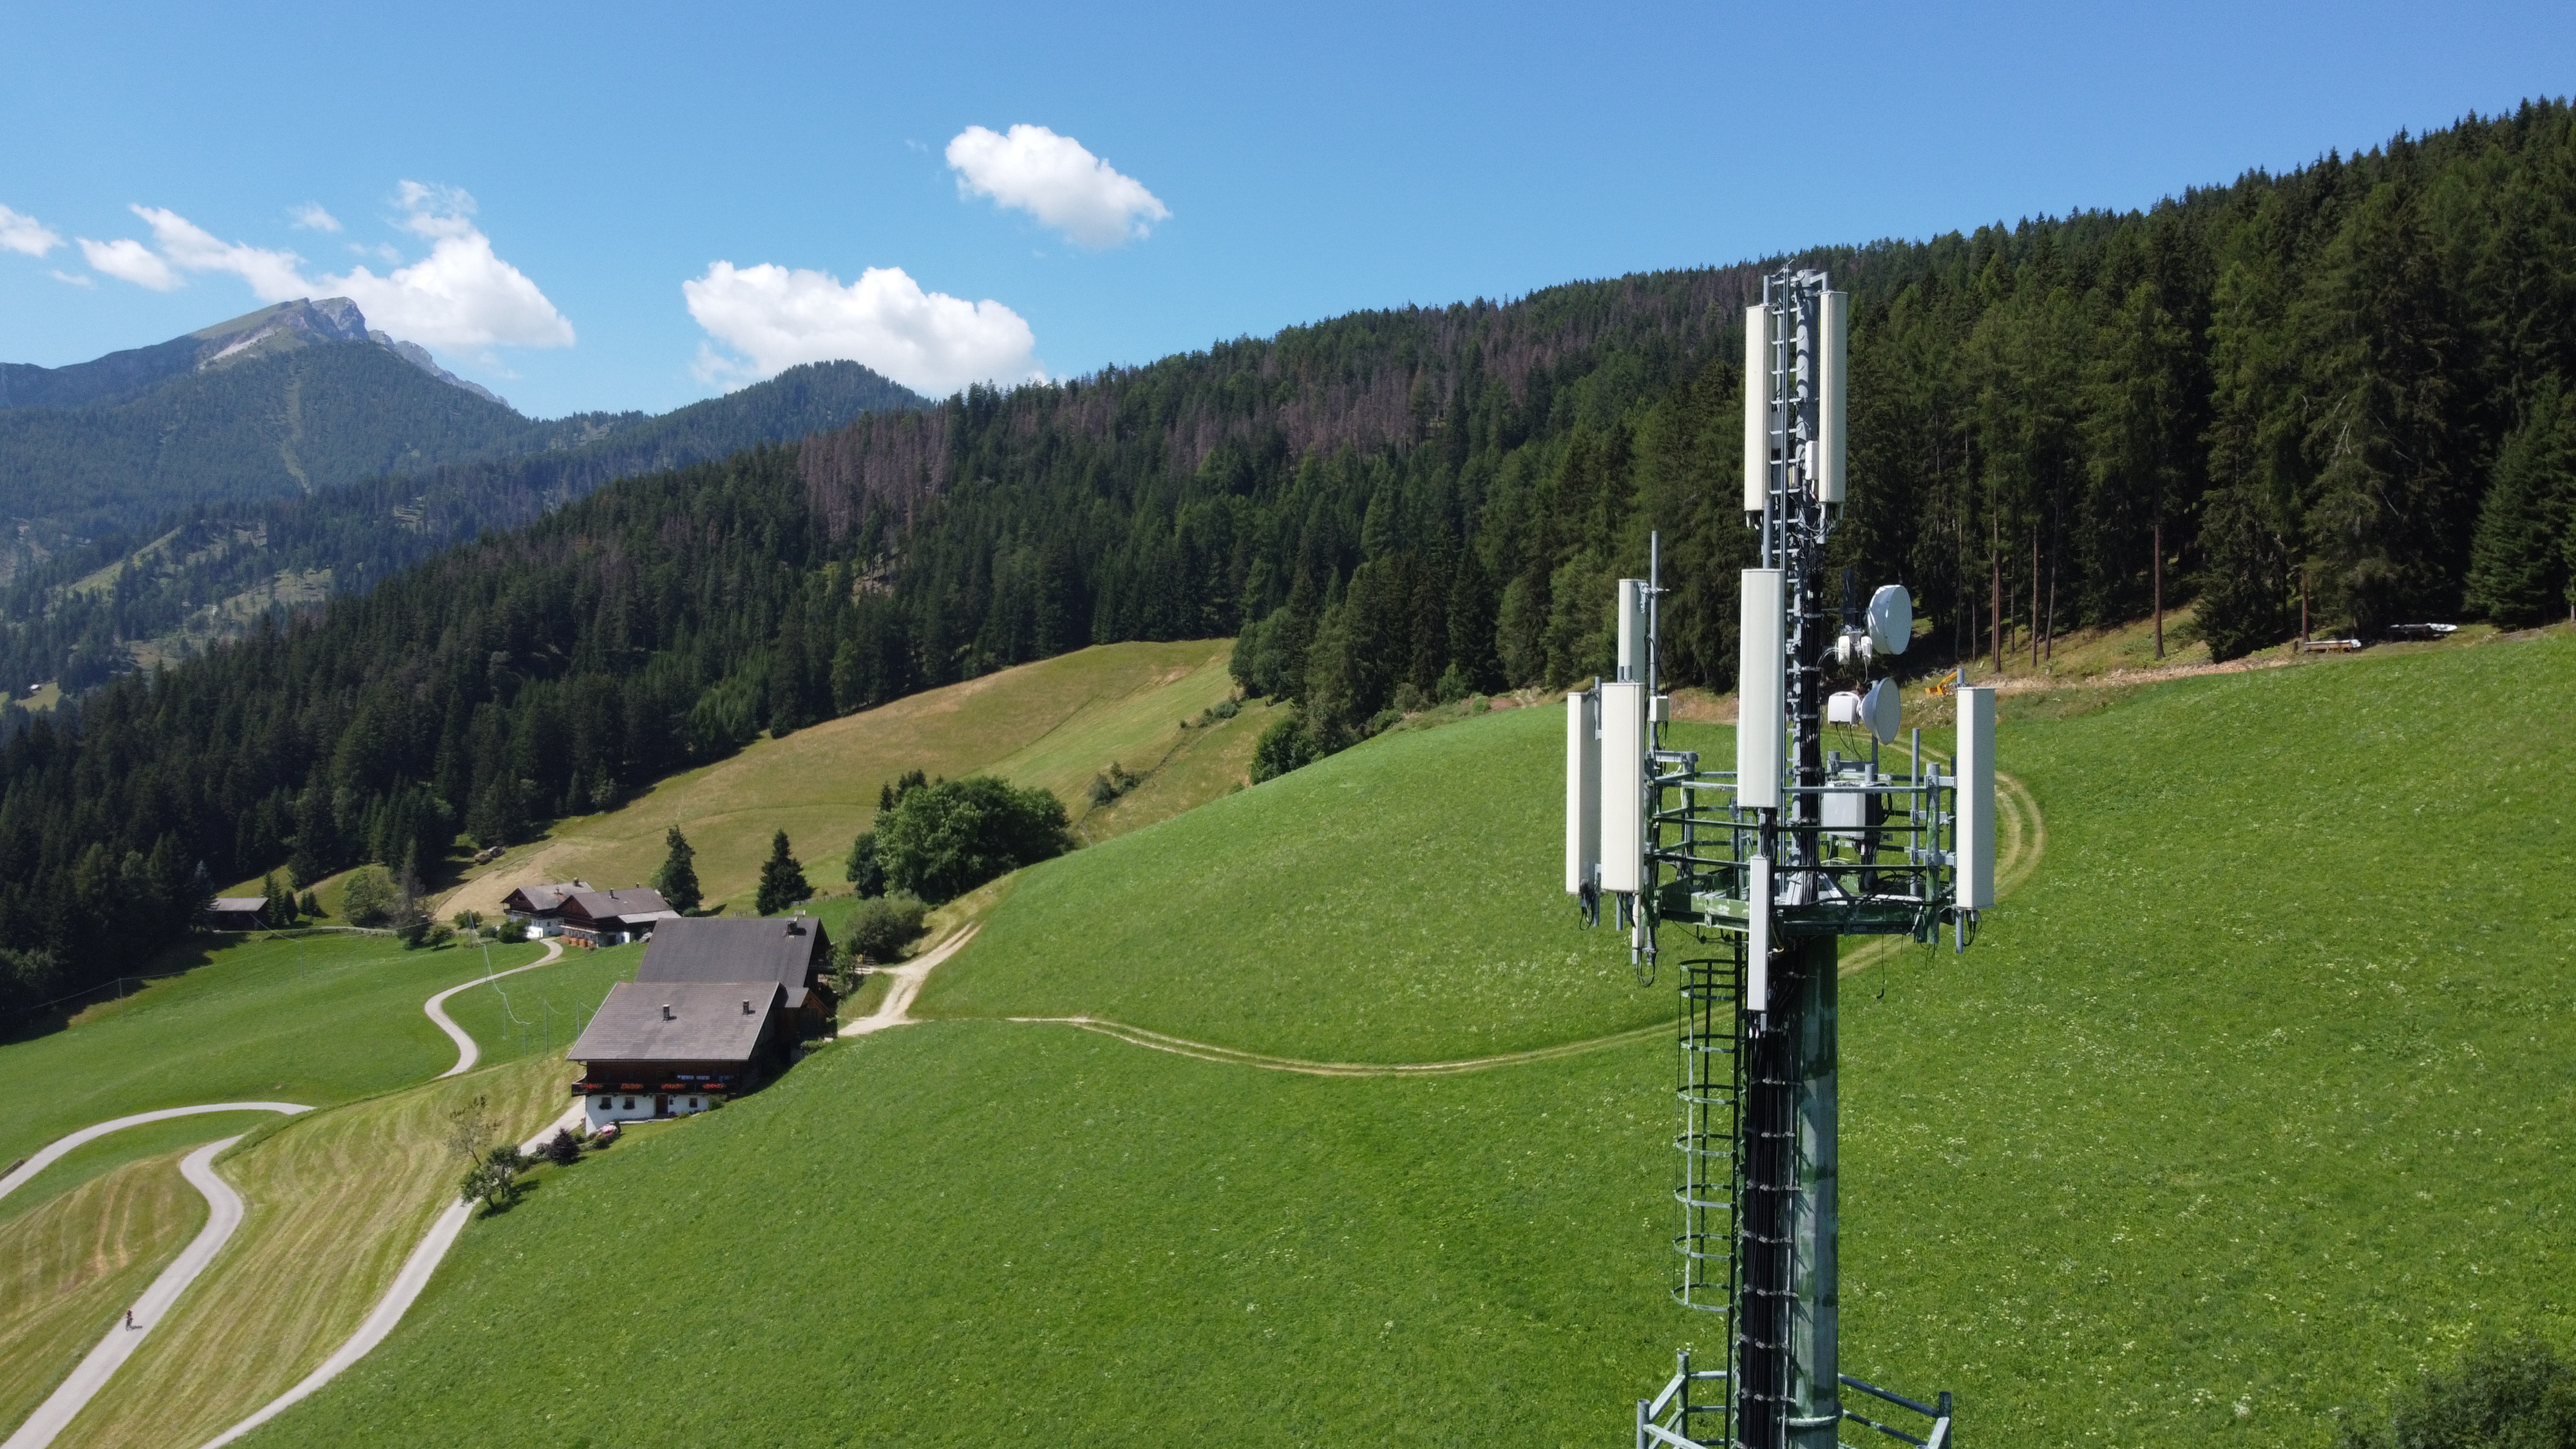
xmin=636 ymin=916 xmax=831 ymax=998
xmin=562 ymin=887 xmax=674 ymax=925
xmin=567 ymin=980 xmax=783 ymax=1065
xmin=502 ymin=882 xmax=585 ymax=914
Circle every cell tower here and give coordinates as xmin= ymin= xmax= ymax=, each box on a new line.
xmin=1565 ymin=268 xmax=1992 ymax=1449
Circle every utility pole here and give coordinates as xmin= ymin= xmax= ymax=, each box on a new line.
xmin=2153 ymin=518 xmax=2166 ymax=661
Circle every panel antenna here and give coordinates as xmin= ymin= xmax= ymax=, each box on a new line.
xmin=1559 ymin=267 xmax=1993 ymax=1449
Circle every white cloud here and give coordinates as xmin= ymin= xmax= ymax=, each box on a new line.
xmin=0 ymin=204 xmax=62 ymax=258
xmin=50 ymin=270 xmax=93 ymax=288
xmin=80 ymin=236 xmax=180 ymax=289
xmin=74 ymin=185 xmax=573 ymax=352
xmin=683 ymin=260 xmax=1038 ymax=396
xmin=945 ymin=124 xmax=1170 ymax=248
xmin=289 ymin=202 xmax=341 ymax=232
xmin=134 ymin=205 xmax=310 ymax=300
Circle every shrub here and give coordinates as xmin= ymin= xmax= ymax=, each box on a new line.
xmin=2340 ymin=1334 xmax=2576 ymax=1448
xmin=542 ymin=1130 xmax=580 ymax=1167
xmin=845 ymin=830 xmax=885 ymax=896
xmin=875 ymin=775 xmax=1074 ymax=904
xmin=1434 ymin=663 xmax=1472 ymax=705
xmin=1249 ymin=712 xmax=1320 ymax=783
xmin=847 ymin=894 xmax=929 ymax=963
xmin=1087 ymin=761 xmax=1141 ymax=806
xmin=340 ymin=866 xmax=397 ymax=927
xmin=459 ymin=1144 xmax=527 ymax=1213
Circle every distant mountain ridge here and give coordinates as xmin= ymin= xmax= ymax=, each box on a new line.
xmin=0 ymin=297 xmax=506 ymax=410
xmin=0 ymin=298 xmax=927 ymax=592
xmin=0 ymin=357 xmax=927 ymax=692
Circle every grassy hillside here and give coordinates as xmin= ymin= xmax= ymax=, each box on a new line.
xmin=52 ymin=1053 xmax=572 ymax=1449
xmin=920 ymin=699 xmax=1647 ymax=1062
xmin=0 ymin=932 xmax=632 ymax=1219
xmin=0 ymin=928 xmax=633 ymax=1448
xmin=1837 ymin=631 xmax=2576 ymax=1443
xmin=442 ymin=639 xmax=1240 ymax=920
xmin=214 ymin=632 xmax=2576 ymax=1448
xmin=0 ymin=1150 xmax=203 ymax=1438
xmin=242 ymin=1020 xmax=1672 ymax=1449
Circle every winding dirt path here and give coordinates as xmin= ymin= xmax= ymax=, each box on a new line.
xmin=194 ymin=1100 xmax=585 ymax=1449
xmin=1014 ymin=770 xmax=2046 ymax=1078
xmin=0 ymin=1106 xmax=309 ymax=1449
xmin=4 ymin=940 xmax=579 ymax=1447
xmin=839 ymin=925 xmax=982 ymax=1037
xmin=425 ymin=938 xmax=564 ymax=1078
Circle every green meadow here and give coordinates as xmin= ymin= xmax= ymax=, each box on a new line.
xmin=0 ymin=933 xmax=632 ymax=1221
xmin=81 ymin=630 xmax=2576 ymax=1448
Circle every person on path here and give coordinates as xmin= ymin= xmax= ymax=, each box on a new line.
xmin=125 ymin=1309 xmax=136 ymax=1330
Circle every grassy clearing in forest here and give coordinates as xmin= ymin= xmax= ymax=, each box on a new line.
xmin=439 ymin=640 xmax=1238 ymax=921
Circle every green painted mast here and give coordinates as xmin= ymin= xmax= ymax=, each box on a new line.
xmin=1571 ymin=265 xmax=1989 ymax=1449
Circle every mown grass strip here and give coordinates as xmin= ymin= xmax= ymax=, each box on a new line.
xmin=50 ymin=1055 xmax=571 ymax=1449
xmin=0 ymin=1152 xmax=202 ymax=1440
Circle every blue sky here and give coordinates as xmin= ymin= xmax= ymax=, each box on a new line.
xmin=1 ymin=0 xmax=2570 ymax=418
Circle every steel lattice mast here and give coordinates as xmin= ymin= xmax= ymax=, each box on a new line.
xmin=1566 ymin=267 xmax=1993 ymax=1449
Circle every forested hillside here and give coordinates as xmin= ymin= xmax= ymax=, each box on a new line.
xmin=3 ymin=102 xmax=2571 ymax=1021
xmin=0 ymin=360 xmax=923 ymax=692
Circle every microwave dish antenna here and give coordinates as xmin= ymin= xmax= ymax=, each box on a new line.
xmin=1560 ymin=267 xmax=1989 ymax=1449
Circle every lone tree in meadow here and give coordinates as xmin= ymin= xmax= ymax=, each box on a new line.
xmin=875 ymin=775 xmax=1074 ymax=904
xmin=755 ymin=829 xmax=811 ymax=916
xmin=653 ymin=824 xmax=702 ymax=914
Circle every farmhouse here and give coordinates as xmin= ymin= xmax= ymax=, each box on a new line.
xmin=204 ymin=896 xmax=267 ymax=931
xmin=500 ymin=880 xmax=583 ymax=937
xmin=558 ymin=886 xmax=677 ymax=947
xmin=567 ymin=980 xmax=787 ymax=1129
xmin=634 ymin=914 xmax=838 ymax=1036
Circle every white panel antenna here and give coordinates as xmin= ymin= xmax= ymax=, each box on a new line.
xmin=1825 ymin=690 xmax=1862 ymax=726
xmin=1742 ymin=304 xmax=1772 ymax=518
xmin=1598 ymin=681 xmax=1646 ymax=894
xmin=1565 ymin=688 xmax=1600 ymax=896
xmin=1816 ymin=290 xmax=1848 ymax=504
xmin=1616 ymin=579 xmax=1648 ymax=682
xmin=1866 ymin=584 xmax=1913 ymax=656
xmin=1956 ymin=686 xmax=1995 ymax=909
xmin=1736 ymin=569 xmax=1784 ymax=810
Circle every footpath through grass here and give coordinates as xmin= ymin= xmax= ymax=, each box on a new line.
xmin=920 ymin=701 xmax=1652 ymax=1062
xmin=0 ymin=1150 xmax=203 ymax=1438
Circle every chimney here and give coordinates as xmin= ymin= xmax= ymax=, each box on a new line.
xmin=661 ymin=1003 xmax=674 ymax=1020
xmin=741 ymin=999 xmax=753 ymax=1015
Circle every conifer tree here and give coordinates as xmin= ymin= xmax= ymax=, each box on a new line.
xmin=2465 ymin=378 xmax=2575 ymax=627
xmin=653 ymin=824 xmax=702 ymax=914
xmin=755 ymin=829 xmax=810 ymax=915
